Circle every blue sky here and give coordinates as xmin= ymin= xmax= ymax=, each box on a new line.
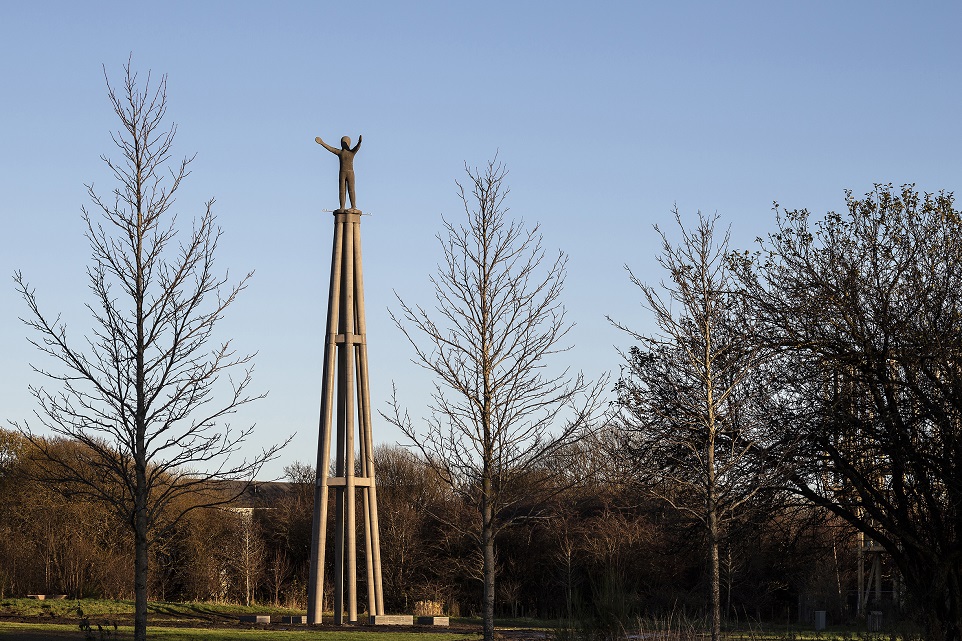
xmin=2 ymin=2 xmax=960 ymax=478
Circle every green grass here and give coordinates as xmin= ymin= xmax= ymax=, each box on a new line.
xmin=0 ymin=622 xmax=481 ymax=641
xmin=0 ymin=598 xmax=308 ymax=621
xmin=0 ymin=615 xmax=921 ymax=641
xmin=0 ymin=599 xmax=483 ymax=641
xmin=0 ymin=598 xmax=132 ymax=618
xmin=451 ymin=616 xmax=565 ymax=630
xmin=0 ymin=600 xmax=916 ymax=641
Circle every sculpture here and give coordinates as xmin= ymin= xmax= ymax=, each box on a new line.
xmin=307 ymin=133 xmax=385 ymax=624
xmin=316 ymin=134 xmax=362 ymax=212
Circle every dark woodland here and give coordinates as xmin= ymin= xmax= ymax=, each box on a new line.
xmin=0 ymin=431 xmax=863 ymax=626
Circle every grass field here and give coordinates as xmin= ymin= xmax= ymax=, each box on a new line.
xmin=0 ymin=622 xmax=483 ymax=641
xmin=0 ymin=598 xmax=306 ymax=620
xmin=0 ymin=599 xmax=918 ymax=641
xmin=0 ymin=599 xmax=484 ymax=641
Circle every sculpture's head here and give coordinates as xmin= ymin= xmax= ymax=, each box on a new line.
xmin=341 ymin=136 xmax=351 ymax=149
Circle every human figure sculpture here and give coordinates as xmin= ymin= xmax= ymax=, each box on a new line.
xmin=316 ymin=134 xmax=362 ymax=212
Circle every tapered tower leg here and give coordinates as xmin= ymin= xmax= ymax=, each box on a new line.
xmin=353 ymin=230 xmax=385 ymax=615
xmin=342 ymin=218 xmax=358 ymax=623
xmin=307 ymin=218 xmax=344 ymax=624
xmin=307 ymin=210 xmax=386 ymax=625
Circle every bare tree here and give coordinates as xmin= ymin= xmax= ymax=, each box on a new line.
xmin=12 ymin=62 xmax=285 ymax=641
xmin=232 ymin=510 xmax=266 ymax=606
xmin=374 ymin=444 xmax=446 ymax=612
xmin=265 ymin=549 xmax=291 ymax=607
xmin=611 ymin=211 xmax=774 ymax=641
xmin=385 ymin=159 xmax=602 ymax=641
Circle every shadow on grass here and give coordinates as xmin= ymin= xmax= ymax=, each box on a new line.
xmin=147 ymin=602 xmax=244 ymax=622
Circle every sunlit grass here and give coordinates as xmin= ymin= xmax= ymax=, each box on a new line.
xmin=0 ymin=599 xmax=922 ymax=641
xmin=0 ymin=622 xmax=481 ymax=641
xmin=0 ymin=598 xmax=306 ymax=620
xmin=0 ymin=599 xmax=482 ymax=641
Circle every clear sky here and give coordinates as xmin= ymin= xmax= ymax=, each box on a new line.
xmin=2 ymin=2 xmax=960 ymax=479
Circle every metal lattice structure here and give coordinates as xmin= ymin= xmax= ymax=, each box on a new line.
xmin=829 ymin=368 xmax=899 ymax=619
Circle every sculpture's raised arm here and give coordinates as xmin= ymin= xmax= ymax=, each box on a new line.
xmin=352 ymin=135 xmax=362 ymax=153
xmin=315 ymin=136 xmax=340 ymax=155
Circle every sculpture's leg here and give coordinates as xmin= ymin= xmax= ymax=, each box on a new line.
xmin=339 ymin=172 xmax=348 ymax=211
xmin=347 ymin=173 xmax=357 ymax=211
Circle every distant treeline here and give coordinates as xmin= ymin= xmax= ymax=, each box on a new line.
xmin=0 ymin=429 xmax=860 ymax=622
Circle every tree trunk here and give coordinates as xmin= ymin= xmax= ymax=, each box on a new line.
xmin=907 ymin=562 xmax=962 ymax=641
xmin=703 ymin=282 xmax=721 ymax=641
xmin=134 ymin=126 xmax=148 ymax=641
xmin=709 ymin=504 xmax=721 ymax=641
xmin=481 ymin=251 xmax=495 ymax=641
xmin=134 ymin=489 xmax=148 ymax=641
xmin=482 ymin=478 xmax=496 ymax=641
xmin=725 ymin=545 xmax=732 ymax=623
